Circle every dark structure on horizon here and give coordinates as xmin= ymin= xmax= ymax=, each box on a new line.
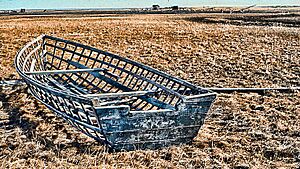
xmin=171 ymin=6 xmax=179 ymax=10
xmin=152 ymin=5 xmax=160 ymax=10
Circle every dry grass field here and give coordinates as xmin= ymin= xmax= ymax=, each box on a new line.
xmin=0 ymin=13 xmax=299 ymax=168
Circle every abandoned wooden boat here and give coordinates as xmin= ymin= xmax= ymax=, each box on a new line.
xmin=15 ymin=35 xmax=217 ymax=151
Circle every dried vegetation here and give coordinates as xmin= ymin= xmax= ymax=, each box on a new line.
xmin=0 ymin=13 xmax=299 ymax=168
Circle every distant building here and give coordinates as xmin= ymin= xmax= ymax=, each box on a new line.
xmin=20 ymin=9 xmax=25 ymax=13
xmin=152 ymin=5 xmax=160 ymax=10
xmin=171 ymin=6 xmax=179 ymax=10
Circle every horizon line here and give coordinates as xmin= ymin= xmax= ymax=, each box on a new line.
xmin=1 ymin=5 xmax=300 ymax=11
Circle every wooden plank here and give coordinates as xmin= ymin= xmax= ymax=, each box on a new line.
xmin=22 ymin=44 xmax=41 ymax=72
xmin=208 ymin=87 xmax=300 ymax=93
xmin=1 ymin=78 xmax=299 ymax=94
xmin=95 ymin=104 xmax=208 ymax=150
xmin=47 ymin=77 xmax=69 ymax=91
xmin=29 ymin=59 xmax=36 ymax=72
xmin=184 ymin=92 xmax=217 ymax=100
xmin=83 ymin=90 xmax=156 ymax=99
xmin=95 ymin=97 xmax=138 ymax=106
xmin=25 ymin=68 xmax=106 ymax=75
xmin=29 ymin=59 xmax=37 ymax=78
xmin=68 ymin=83 xmax=89 ymax=94
xmin=95 ymin=105 xmax=208 ymax=132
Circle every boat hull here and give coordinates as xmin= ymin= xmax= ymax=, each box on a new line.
xmin=15 ymin=35 xmax=217 ymax=151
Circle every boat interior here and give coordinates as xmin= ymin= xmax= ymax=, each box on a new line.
xmin=17 ymin=35 xmax=211 ymax=112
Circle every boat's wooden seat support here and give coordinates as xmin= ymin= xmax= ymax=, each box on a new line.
xmin=46 ymin=76 xmax=89 ymax=95
xmin=83 ymin=91 xmax=156 ymax=99
xmin=69 ymin=60 xmax=175 ymax=110
xmin=27 ymin=55 xmax=175 ymax=110
xmin=84 ymin=91 xmax=156 ymax=107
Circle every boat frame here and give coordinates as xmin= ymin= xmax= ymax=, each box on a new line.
xmin=15 ymin=35 xmax=217 ymax=150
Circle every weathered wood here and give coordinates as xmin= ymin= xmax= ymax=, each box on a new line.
xmin=15 ymin=35 xmax=217 ymax=151
xmin=2 ymin=79 xmax=299 ymax=94
xmin=208 ymin=87 xmax=300 ymax=93
xmin=94 ymin=101 xmax=211 ymax=150
xmin=25 ymin=68 xmax=106 ymax=75
xmin=95 ymin=97 xmax=138 ymax=106
xmin=83 ymin=90 xmax=156 ymax=98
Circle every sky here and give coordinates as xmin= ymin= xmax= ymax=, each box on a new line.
xmin=0 ymin=0 xmax=299 ymax=10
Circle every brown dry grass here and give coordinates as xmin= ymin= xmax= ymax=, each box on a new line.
xmin=0 ymin=13 xmax=299 ymax=168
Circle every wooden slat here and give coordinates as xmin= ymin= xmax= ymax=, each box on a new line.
xmin=94 ymin=97 xmax=138 ymax=106
xmin=1 ymin=79 xmax=299 ymax=94
xmin=29 ymin=59 xmax=36 ymax=72
xmin=22 ymin=44 xmax=41 ymax=72
xmin=25 ymin=68 xmax=106 ymax=75
xmin=83 ymin=91 xmax=156 ymax=99
xmin=184 ymin=92 xmax=217 ymax=100
xmin=208 ymin=87 xmax=300 ymax=93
